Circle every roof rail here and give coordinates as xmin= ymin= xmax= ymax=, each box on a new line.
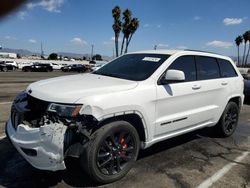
xmin=183 ymin=49 xmax=221 ymax=55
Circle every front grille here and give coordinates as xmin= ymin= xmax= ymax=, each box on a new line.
xmin=26 ymin=95 xmax=50 ymax=119
xmin=11 ymin=94 xmax=50 ymax=129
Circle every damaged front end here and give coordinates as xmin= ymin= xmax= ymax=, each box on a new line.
xmin=6 ymin=91 xmax=97 ymax=171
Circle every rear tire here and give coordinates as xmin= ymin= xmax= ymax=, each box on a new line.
xmin=81 ymin=121 xmax=140 ymax=183
xmin=215 ymin=101 xmax=239 ymax=137
xmin=2 ymin=67 xmax=8 ymax=72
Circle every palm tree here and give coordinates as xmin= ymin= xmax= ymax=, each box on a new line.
xmin=242 ymin=31 xmax=248 ymax=67
xmin=244 ymin=30 xmax=250 ymax=67
xmin=235 ymin=35 xmax=243 ymax=66
xmin=112 ymin=6 xmax=121 ymax=57
xmin=125 ymin=18 xmax=139 ymax=53
xmin=120 ymin=9 xmax=132 ymax=55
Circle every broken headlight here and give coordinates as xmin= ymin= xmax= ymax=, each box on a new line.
xmin=47 ymin=103 xmax=82 ymax=117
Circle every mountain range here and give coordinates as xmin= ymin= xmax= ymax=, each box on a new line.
xmin=1 ymin=47 xmax=248 ymax=64
xmin=0 ymin=48 xmax=112 ymax=61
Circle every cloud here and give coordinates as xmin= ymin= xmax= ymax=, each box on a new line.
xmin=157 ymin=44 xmax=168 ymax=47
xmin=27 ymin=0 xmax=65 ymax=13
xmin=177 ymin=46 xmax=188 ymax=49
xmin=223 ymin=18 xmax=243 ymax=25
xmin=4 ymin=36 xmax=16 ymax=40
xmin=143 ymin=24 xmax=150 ymax=28
xmin=193 ymin=16 xmax=201 ymax=21
xmin=17 ymin=11 xmax=27 ymax=20
xmin=103 ymin=41 xmax=113 ymax=45
xmin=29 ymin=39 xmax=37 ymax=43
xmin=155 ymin=44 xmax=168 ymax=49
xmin=143 ymin=24 xmax=162 ymax=28
xmin=206 ymin=40 xmax=233 ymax=48
xmin=71 ymin=37 xmax=87 ymax=45
xmin=110 ymin=37 xmax=122 ymax=42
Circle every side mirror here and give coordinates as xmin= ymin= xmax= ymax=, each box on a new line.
xmin=160 ymin=69 xmax=185 ymax=84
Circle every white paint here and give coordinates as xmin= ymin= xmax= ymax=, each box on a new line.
xmin=0 ymin=102 xmax=12 ymax=105
xmin=197 ymin=151 xmax=249 ymax=188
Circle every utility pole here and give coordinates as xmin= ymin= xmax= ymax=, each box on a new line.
xmin=41 ymin=42 xmax=44 ymax=59
xmin=154 ymin=45 xmax=157 ymax=50
xmin=91 ymin=44 xmax=94 ymax=60
xmin=112 ymin=48 xmax=114 ymax=59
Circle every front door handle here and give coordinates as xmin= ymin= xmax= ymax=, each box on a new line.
xmin=192 ymin=84 xmax=201 ymax=90
xmin=221 ymin=81 xmax=228 ymax=86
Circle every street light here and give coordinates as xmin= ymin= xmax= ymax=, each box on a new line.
xmin=91 ymin=44 xmax=94 ymax=60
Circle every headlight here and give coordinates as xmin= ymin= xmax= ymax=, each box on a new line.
xmin=47 ymin=103 xmax=82 ymax=117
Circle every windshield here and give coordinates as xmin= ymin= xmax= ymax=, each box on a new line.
xmin=93 ymin=53 xmax=170 ymax=81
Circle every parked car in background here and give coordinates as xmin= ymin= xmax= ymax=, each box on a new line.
xmin=61 ymin=64 xmax=86 ymax=72
xmin=50 ymin=63 xmax=63 ymax=70
xmin=4 ymin=61 xmax=18 ymax=70
xmin=91 ymin=62 xmax=108 ymax=71
xmin=0 ymin=61 xmax=16 ymax=72
xmin=243 ymin=75 xmax=250 ymax=102
xmin=22 ymin=62 xmax=53 ymax=72
xmin=17 ymin=62 xmax=33 ymax=69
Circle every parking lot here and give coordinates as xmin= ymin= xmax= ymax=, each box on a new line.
xmin=0 ymin=71 xmax=250 ymax=188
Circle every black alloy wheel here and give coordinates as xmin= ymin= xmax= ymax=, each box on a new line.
xmin=96 ymin=131 xmax=136 ymax=175
xmin=215 ymin=101 xmax=239 ymax=137
xmin=223 ymin=105 xmax=238 ymax=135
xmin=81 ymin=121 xmax=140 ymax=183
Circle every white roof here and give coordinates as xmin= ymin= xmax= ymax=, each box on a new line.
xmin=128 ymin=49 xmax=230 ymax=61
xmin=130 ymin=50 xmax=182 ymax=55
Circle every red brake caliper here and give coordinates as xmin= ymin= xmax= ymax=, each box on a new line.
xmin=119 ymin=136 xmax=127 ymax=156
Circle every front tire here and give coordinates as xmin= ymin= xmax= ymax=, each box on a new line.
xmin=215 ymin=101 xmax=239 ymax=137
xmin=81 ymin=121 xmax=140 ymax=183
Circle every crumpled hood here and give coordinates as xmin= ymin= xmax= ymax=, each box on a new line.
xmin=26 ymin=73 xmax=138 ymax=103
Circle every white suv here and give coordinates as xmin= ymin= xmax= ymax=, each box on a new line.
xmin=6 ymin=50 xmax=244 ymax=183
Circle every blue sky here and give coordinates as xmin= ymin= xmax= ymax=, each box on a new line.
xmin=0 ymin=0 xmax=249 ymax=57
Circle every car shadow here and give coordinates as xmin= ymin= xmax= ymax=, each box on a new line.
xmin=244 ymin=98 xmax=250 ymax=105
xmin=0 ymin=130 xmax=208 ymax=188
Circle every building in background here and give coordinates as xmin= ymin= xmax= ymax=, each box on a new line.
xmin=0 ymin=52 xmax=17 ymax=59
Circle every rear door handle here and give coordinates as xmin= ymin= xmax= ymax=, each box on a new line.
xmin=192 ymin=84 xmax=201 ymax=90
xmin=221 ymin=81 xmax=228 ymax=86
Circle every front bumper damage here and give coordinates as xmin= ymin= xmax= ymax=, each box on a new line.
xmin=6 ymin=118 xmax=67 ymax=171
xmin=6 ymin=92 xmax=95 ymax=171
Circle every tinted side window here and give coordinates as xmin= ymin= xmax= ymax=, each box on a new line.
xmin=196 ymin=56 xmax=220 ymax=80
xmin=168 ymin=56 xmax=196 ymax=81
xmin=218 ymin=59 xmax=238 ymax=77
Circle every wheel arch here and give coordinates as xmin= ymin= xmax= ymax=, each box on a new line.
xmin=228 ymin=96 xmax=242 ymax=109
xmin=98 ymin=112 xmax=148 ymax=144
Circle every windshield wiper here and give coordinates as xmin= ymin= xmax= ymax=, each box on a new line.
xmin=93 ymin=72 xmax=121 ymax=78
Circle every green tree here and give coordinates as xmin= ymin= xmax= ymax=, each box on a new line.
xmin=120 ymin=9 xmax=132 ymax=55
xmin=243 ymin=30 xmax=250 ymax=67
xmin=235 ymin=35 xmax=243 ymax=66
xmin=92 ymin=54 xmax=103 ymax=60
xmin=17 ymin=53 xmax=21 ymax=59
xmin=48 ymin=53 xmax=58 ymax=60
xmin=242 ymin=31 xmax=249 ymax=67
xmin=112 ymin=6 xmax=121 ymax=57
xmin=119 ymin=9 xmax=139 ymax=55
xmin=125 ymin=17 xmax=139 ymax=53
